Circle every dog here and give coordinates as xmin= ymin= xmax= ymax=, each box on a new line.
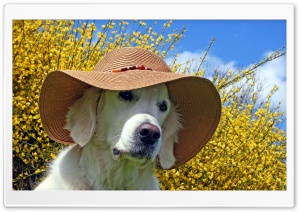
xmin=35 ymin=83 xmax=181 ymax=190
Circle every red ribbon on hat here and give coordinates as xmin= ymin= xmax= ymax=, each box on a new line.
xmin=112 ymin=65 xmax=152 ymax=73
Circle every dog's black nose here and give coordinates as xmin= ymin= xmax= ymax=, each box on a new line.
xmin=138 ymin=123 xmax=161 ymax=145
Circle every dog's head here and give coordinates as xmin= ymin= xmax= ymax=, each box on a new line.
xmin=64 ymin=84 xmax=181 ymax=169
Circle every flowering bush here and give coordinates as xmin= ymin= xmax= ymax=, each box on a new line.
xmin=12 ymin=20 xmax=286 ymax=190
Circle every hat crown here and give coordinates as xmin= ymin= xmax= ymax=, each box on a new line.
xmin=94 ymin=47 xmax=172 ymax=73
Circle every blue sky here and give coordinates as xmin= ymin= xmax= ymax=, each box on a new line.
xmin=94 ymin=20 xmax=287 ymax=130
xmin=94 ymin=20 xmax=286 ymax=65
xmin=166 ymin=20 xmax=286 ymax=66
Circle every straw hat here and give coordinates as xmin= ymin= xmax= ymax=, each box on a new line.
xmin=39 ymin=47 xmax=221 ymax=169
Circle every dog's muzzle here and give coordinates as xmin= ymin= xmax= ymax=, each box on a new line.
xmin=112 ymin=114 xmax=162 ymax=162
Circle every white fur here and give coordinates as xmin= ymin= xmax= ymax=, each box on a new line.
xmin=35 ymin=84 xmax=181 ymax=190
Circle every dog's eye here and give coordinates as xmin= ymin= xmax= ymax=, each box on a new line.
xmin=119 ymin=91 xmax=134 ymax=101
xmin=158 ymin=101 xmax=168 ymax=112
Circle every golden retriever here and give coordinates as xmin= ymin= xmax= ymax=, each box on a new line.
xmin=35 ymin=83 xmax=181 ymax=190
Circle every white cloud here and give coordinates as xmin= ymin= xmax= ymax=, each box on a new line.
xmin=165 ymin=51 xmax=237 ymax=78
xmin=256 ymin=52 xmax=286 ymax=110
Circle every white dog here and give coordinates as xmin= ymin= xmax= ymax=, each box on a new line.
xmin=35 ymin=83 xmax=181 ymax=190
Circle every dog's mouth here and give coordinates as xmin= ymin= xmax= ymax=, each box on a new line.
xmin=112 ymin=144 xmax=157 ymax=162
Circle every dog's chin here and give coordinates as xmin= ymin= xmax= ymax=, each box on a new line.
xmin=112 ymin=145 xmax=158 ymax=168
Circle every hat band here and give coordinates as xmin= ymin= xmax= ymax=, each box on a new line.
xmin=112 ymin=65 xmax=153 ymax=73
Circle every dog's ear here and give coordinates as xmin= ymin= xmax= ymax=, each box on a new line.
xmin=159 ymin=103 xmax=182 ymax=169
xmin=65 ymin=87 xmax=102 ymax=147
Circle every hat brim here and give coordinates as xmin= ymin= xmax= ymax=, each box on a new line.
xmin=39 ymin=70 xmax=221 ymax=169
